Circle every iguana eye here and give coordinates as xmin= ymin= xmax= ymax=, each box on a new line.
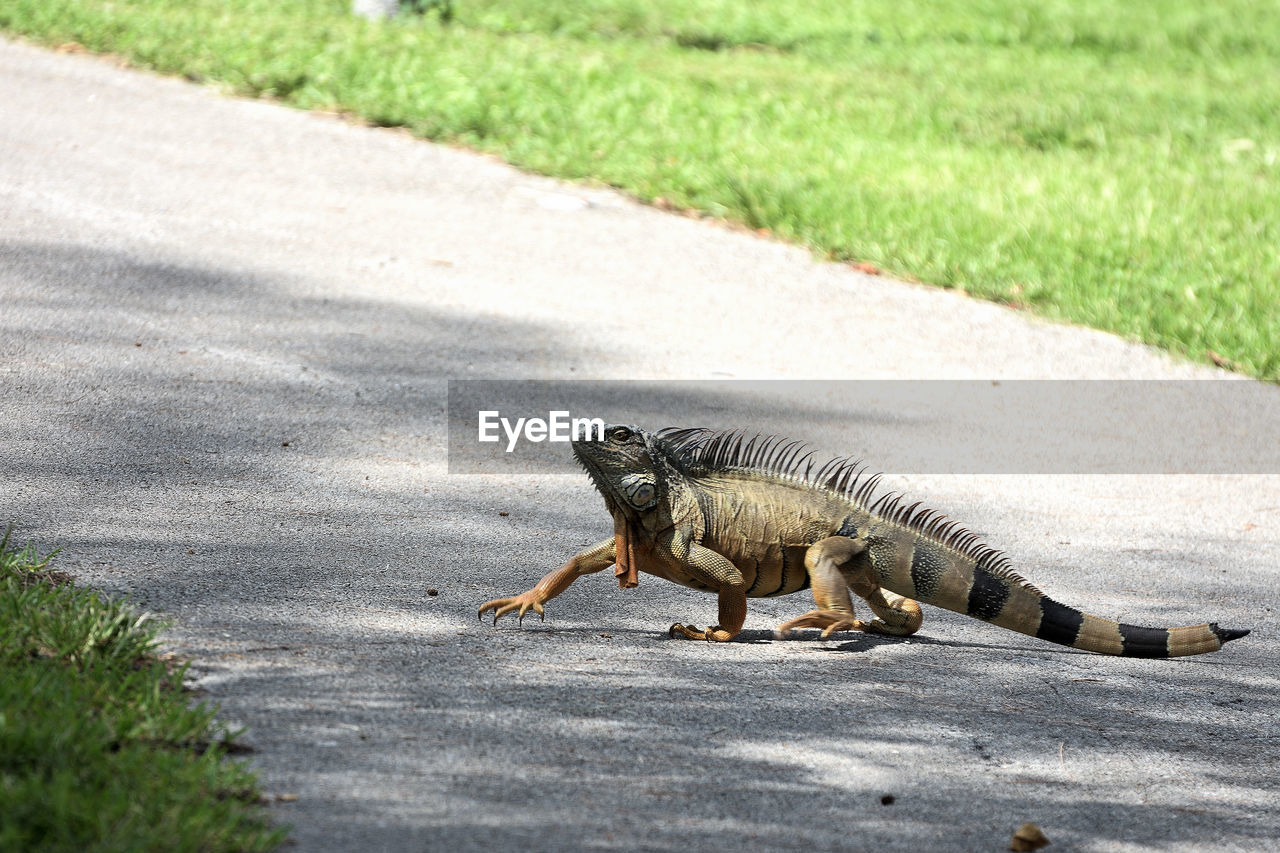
xmin=609 ymin=427 xmax=633 ymax=442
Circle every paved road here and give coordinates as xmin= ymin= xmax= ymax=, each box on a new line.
xmin=2 ymin=36 xmax=1278 ymax=852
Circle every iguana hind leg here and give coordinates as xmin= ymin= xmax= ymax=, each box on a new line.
xmin=776 ymin=536 xmax=922 ymax=638
xmin=856 ymin=588 xmax=923 ymax=636
xmin=838 ymin=541 xmax=922 ymax=636
xmin=776 ymin=536 xmax=867 ymax=637
xmin=478 ymin=537 xmax=615 ymax=625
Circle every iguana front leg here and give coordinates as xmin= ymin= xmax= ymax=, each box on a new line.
xmin=665 ymin=539 xmax=748 ymax=642
xmin=478 ymin=538 xmax=615 ymax=625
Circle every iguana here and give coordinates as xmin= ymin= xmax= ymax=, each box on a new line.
xmin=478 ymin=425 xmax=1249 ymax=657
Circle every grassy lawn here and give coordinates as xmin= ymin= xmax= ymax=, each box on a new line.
xmin=2 ymin=0 xmax=1276 ymax=378
xmin=0 ymin=526 xmax=285 ymax=852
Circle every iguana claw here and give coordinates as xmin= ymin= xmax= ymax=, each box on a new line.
xmin=774 ymin=610 xmax=869 ymax=638
xmin=478 ymin=593 xmax=546 ymax=626
xmin=668 ymin=623 xmax=734 ymax=642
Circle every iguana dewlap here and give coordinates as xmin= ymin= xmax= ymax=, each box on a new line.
xmin=478 ymin=425 xmax=1249 ymax=657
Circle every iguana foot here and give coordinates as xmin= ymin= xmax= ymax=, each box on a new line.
xmin=668 ymin=623 xmax=735 ymax=642
xmin=774 ymin=609 xmax=869 ymax=638
xmin=861 ymin=618 xmax=914 ymax=636
xmin=478 ymin=592 xmax=546 ymax=625
xmin=861 ymin=592 xmax=923 ymax=636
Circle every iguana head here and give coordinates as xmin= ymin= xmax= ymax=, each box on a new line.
xmin=571 ymin=423 xmax=666 ymax=519
xmin=572 ymin=424 xmax=683 ymax=589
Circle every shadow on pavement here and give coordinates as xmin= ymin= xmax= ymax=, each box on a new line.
xmin=3 ymin=241 xmax=1276 ymax=852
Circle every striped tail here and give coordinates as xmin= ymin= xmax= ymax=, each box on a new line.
xmin=874 ymin=534 xmax=1249 ymax=657
xmin=983 ymin=585 xmax=1250 ymax=658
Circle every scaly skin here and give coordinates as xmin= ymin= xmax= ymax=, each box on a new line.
xmin=479 ymin=425 xmax=1248 ymax=657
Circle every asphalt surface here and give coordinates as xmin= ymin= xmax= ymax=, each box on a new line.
xmin=2 ymin=36 xmax=1278 ymax=852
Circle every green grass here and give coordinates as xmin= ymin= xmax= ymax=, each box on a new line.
xmin=2 ymin=0 xmax=1277 ymax=378
xmin=0 ymin=525 xmax=286 ymax=853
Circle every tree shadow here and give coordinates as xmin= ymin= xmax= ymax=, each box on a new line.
xmin=3 ymin=240 xmax=1276 ymax=852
